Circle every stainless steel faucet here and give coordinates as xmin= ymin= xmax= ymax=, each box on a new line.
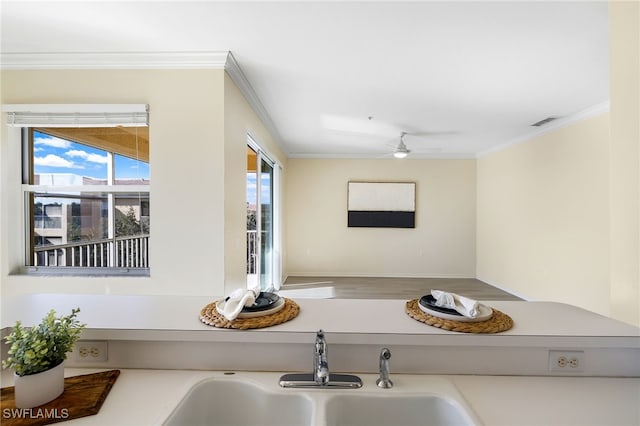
xmin=279 ymin=330 xmax=362 ymax=388
xmin=314 ymin=329 xmax=329 ymax=385
xmin=376 ymin=347 xmax=393 ymax=388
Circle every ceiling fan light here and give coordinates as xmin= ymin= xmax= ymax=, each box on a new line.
xmin=393 ymin=150 xmax=408 ymax=159
xmin=393 ymin=137 xmax=410 ymax=158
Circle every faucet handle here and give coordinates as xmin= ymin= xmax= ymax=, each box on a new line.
xmin=380 ymin=347 xmax=391 ymax=360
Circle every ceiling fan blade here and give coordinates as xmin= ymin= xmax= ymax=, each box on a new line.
xmin=322 ymin=115 xmax=401 ymax=138
xmin=405 ymin=130 xmax=458 ymax=138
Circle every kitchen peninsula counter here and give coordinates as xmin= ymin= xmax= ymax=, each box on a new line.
xmin=1 ymin=295 xmax=639 ymax=425
xmin=2 ymin=293 xmax=638 ymax=337
xmin=1 ymin=294 xmax=639 ymax=377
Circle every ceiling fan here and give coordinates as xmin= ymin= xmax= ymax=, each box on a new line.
xmin=392 ymin=132 xmax=410 ymax=158
xmin=385 ymin=130 xmax=456 ymax=158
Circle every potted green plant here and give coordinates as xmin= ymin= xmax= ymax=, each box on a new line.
xmin=2 ymin=308 xmax=85 ymax=408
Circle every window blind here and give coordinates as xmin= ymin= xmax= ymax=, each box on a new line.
xmin=3 ymin=104 xmax=148 ymax=127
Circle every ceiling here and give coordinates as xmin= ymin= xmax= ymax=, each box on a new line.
xmin=1 ymin=1 xmax=610 ymax=159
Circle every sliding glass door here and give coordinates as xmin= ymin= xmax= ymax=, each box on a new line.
xmin=259 ymin=158 xmax=274 ymax=290
xmin=247 ymin=141 xmax=278 ymax=291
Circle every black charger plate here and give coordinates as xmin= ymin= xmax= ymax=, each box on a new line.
xmin=242 ymin=292 xmax=281 ymax=312
xmin=418 ymin=294 xmax=463 ymax=317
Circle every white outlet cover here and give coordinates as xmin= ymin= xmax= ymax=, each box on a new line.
xmin=75 ymin=340 xmax=108 ymax=362
xmin=548 ymin=350 xmax=584 ymax=372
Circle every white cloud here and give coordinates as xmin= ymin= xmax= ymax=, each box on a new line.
xmin=34 ymin=154 xmax=77 ymax=168
xmin=34 ymin=135 xmax=71 ymax=149
xmin=66 ymin=150 xmax=109 ymax=164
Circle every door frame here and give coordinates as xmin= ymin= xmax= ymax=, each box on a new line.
xmin=247 ymin=136 xmax=281 ymax=291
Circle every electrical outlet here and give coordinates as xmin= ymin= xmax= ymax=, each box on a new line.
xmin=75 ymin=340 xmax=108 ymax=362
xmin=548 ymin=350 xmax=584 ymax=372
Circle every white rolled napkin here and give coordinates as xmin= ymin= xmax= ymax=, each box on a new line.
xmin=431 ymin=290 xmax=480 ymax=318
xmin=220 ymin=286 xmax=260 ymax=321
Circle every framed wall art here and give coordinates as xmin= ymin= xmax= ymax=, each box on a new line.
xmin=347 ymin=181 xmax=416 ymax=228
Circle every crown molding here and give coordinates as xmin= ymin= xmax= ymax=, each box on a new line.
xmin=477 ymin=101 xmax=611 ymax=158
xmin=224 ymin=52 xmax=284 ymax=150
xmin=287 ymin=152 xmax=476 ymax=160
xmin=0 ymin=51 xmax=229 ymax=70
xmin=1 ymin=50 xmax=287 ymax=154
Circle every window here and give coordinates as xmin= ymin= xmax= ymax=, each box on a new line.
xmin=5 ymin=104 xmax=150 ymax=275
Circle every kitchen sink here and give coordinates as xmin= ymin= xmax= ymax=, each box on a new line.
xmin=324 ymin=394 xmax=478 ymax=426
xmin=163 ymin=373 xmax=481 ymax=426
xmin=163 ymin=378 xmax=314 ymax=426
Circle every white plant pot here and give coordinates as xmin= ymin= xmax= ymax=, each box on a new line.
xmin=13 ymin=361 xmax=65 ymax=408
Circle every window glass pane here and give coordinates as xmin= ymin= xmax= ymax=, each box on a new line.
xmin=33 ymin=194 xmax=109 ymax=267
xmin=246 ymin=147 xmax=258 ymax=282
xmin=31 ymin=192 xmax=150 ymax=268
xmin=34 ymin=127 xmax=149 ymax=163
xmin=33 ymin=130 xmax=109 ymax=185
xmin=115 ymin=154 xmax=150 ymax=183
xmin=260 ymin=159 xmax=274 ymax=290
xmin=115 ymin=194 xmax=150 ymax=237
xmin=247 ymin=148 xmax=258 ymax=229
xmin=114 ymin=194 xmax=150 ymax=268
xmin=35 ymin=194 xmax=108 ymax=244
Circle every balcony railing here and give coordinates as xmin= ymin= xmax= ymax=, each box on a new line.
xmin=247 ymin=230 xmax=257 ymax=274
xmin=35 ymin=231 xmax=255 ymax=272
xmin=34 ymin=234 xmax=149 ymax=268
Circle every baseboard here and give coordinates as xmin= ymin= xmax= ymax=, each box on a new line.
xmin=284 ymin=272 xmax=477 ymax=279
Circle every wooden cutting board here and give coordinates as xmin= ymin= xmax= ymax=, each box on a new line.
xmin=1 ymin=370 xmax=120 ymax=426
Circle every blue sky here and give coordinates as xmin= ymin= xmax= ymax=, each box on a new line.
xmin=246 ymin=173 xmax=271 ymax=205
xmin=34 ymin=131 xmax=149 ymax=180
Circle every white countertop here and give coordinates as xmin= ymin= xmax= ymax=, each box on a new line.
xmin=2 ymin=293 xmax=638 ymax=339
xmin=2 ymin=294 xmax=639 ymax=377
xmin=3 ymin=368 xmax=638 ymax=426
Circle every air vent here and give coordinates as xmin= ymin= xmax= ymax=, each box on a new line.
xmin=531 ymin=116 xmax=559 ymax=127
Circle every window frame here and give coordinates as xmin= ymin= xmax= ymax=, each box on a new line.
xmin=4 ymin=104 xmax=150 ymax=277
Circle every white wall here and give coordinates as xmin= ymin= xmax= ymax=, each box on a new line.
xmin=285 ymin=158 xmax=476 ymax=278
xmin=0 ymin=68 xmax=288 ymax=298
xmin=477 ymin=114 xmax=611 ymax=316
xmin=1 ymin=69 xmax=228 ymax=296
xmin=609 ymin=0 xmax=640 ymax=326
xmin=475 ymin=2 xmax=640 ymax=326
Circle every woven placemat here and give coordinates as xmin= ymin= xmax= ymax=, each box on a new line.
xmin=405 ymin=299 xmax=513 ymax=333
xmin=200 ymin=298 xmax=299 ymax=329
